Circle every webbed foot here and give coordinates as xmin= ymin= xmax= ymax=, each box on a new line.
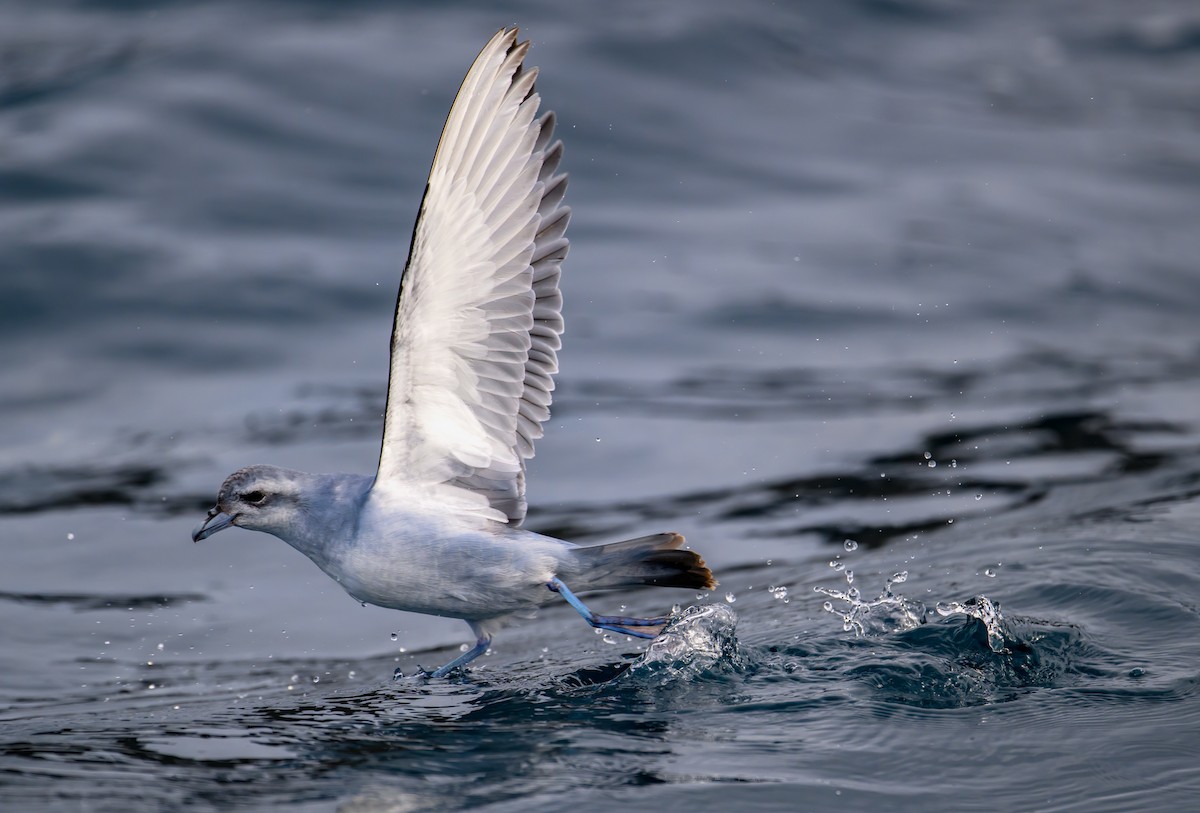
xmin=548 ymin=577 xmax=673 ymax=639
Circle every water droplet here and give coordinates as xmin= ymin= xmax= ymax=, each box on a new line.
xmin=845 ymin=570 xmax=854 ymax=584
xmin=312 ymin=676 xmax=320 ymax=684
xmin=950 ymin=459 xmax=957 ymax=468
xmin=67 ymin=532 xmax=75 ymax=541
xmin=843 ymin=539 xmax=859 ymax=552
xmin=829 ymin=559 xmax=845 ymax=571
xmin=724 ymin=592 xmax=737 ymax=603
xmin=389 ymin=632 xmax=398 ymax=642
xmin=459 ymin=643 xmax=470 ymax=652
xmin=823 ymin=601 xmax=833 ymax=612
xmin=984 ymin=568 xmax=996 ymax=577
xmin=923 ymin=451 xmax=932 ymax=460
xmin=156 ymin=643 xmax=164 ymax=651
xmin=602 ymin=634 xmax=616 ymax=645
xmin=927 ymin=460 xmax=937 ymax=468
xmin=348 ymin=670 xmax=356 ymax=679
xmin=975 ymin=493 xmax=983 ymax=501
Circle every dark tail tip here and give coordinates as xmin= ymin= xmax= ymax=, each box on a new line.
xmin=643 ymin=532 xmax=718 ymax=591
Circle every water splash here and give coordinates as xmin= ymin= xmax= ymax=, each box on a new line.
xmin=630 ymin=603 xmax=741 ymax=678
xmin=815 ymin=567 xmax=926 ymax=636
xmin=936 ymin=595 xmax=1007 ymax=653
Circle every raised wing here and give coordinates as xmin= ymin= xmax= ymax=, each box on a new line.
xmin=375 ymin=28 xmax=569 ymax=525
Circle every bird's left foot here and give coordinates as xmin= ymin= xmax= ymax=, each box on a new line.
xmin=548 ymin=578 xmax=673 ymax=639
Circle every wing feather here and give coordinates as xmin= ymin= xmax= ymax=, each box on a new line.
xmin=376 ymin=28 xmax=569 ymax=524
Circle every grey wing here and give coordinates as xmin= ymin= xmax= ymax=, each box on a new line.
xmin=375 ymin=28 xmax=569 ymax=525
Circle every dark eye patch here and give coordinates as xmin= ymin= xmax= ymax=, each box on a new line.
xmin=243 ymin=490 xmax=267 ymax=505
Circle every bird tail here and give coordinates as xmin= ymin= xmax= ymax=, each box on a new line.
xmin=570 ymin=532 xmax=717 ymax=591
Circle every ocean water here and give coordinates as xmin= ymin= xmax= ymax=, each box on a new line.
xmin=3 ymin=1 xmax=1200 ymax=810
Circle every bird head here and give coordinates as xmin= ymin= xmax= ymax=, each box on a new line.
xmin=192 ymin=465 xmax=307 ymax=542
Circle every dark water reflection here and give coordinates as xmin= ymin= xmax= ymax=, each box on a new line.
xmin=3 ymin=1 xmax=1200 ymax=811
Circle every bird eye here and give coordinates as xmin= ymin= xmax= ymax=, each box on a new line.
xmin=243 ymin=490 xmax=267 ymax=505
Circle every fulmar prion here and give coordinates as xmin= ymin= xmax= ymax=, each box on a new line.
xmin=193 ymin=28 xmax=716 ymax=678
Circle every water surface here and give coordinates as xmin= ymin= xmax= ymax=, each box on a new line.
xmin=2 ymin=1 xmax=1200 ymax=811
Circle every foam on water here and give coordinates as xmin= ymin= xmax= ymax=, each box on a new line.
xmin=628 ymin=603 xmax=742 ymax=679
xmin=806 ymin=562 xmax=1105 ymax=710
xmin=816 ymin=557 xmax=1010 ymax=655
xmin=815 ymin=564 xmax=926 ymax=637
xmin=936 ymin=595 xmax=1007 ymax=654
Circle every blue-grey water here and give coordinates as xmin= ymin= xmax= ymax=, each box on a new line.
xmin=3 ymin=1 xmax=1200 ymax=811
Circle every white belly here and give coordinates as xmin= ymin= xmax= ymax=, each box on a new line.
xmin=327 ymin=514 xmax=563 ymax=621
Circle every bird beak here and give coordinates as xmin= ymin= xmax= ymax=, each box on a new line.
xmin=192 ymin=508 xmax=235 ymax=542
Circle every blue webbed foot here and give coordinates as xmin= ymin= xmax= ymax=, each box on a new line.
xmin=392 ymin=631 xmax=492 ymax=681
xmin=393 ymin=665 xmax=433 ymax=681
xmin=548 ymin=577 xmax=673 ymax=638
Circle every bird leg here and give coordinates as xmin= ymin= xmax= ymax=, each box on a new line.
xmin=405 ymin=633 xmax=492 ymax=679
xmin=547 ymin=577 xmax=671 ymax=639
